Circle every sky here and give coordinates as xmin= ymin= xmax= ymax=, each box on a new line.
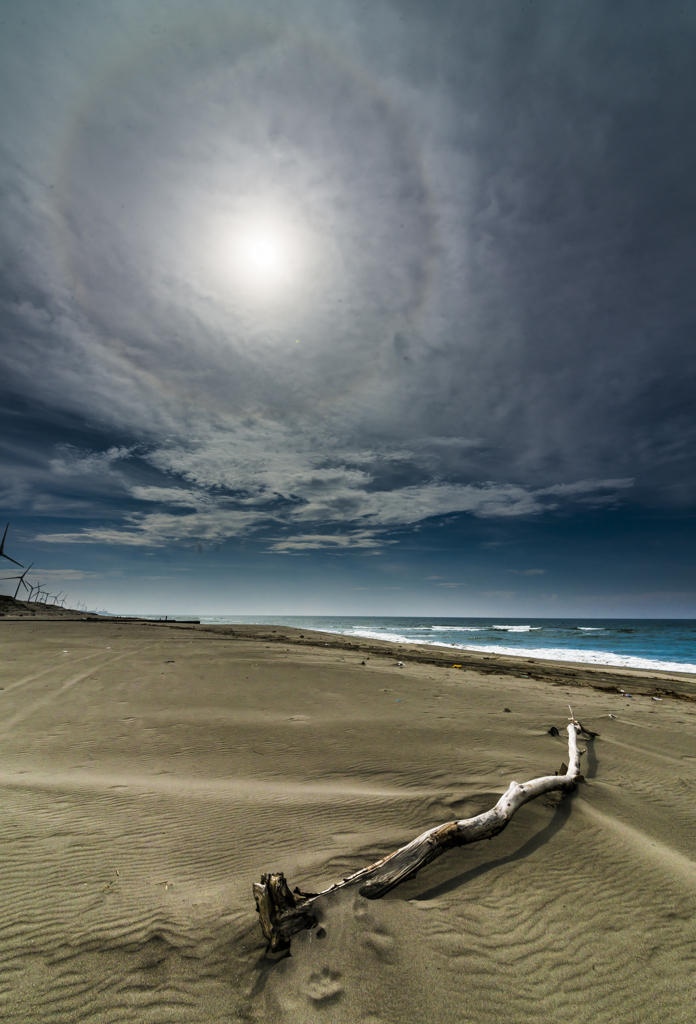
xmin=1 ymin=0 xmax=695 ymax=618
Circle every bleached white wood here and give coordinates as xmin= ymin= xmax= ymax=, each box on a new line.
xmin=254 ymin=716 xmax=587 ymax=952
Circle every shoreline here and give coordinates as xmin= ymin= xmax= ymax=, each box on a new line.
xmin=3 ymin=608 xmax=693 ymax=701
xmin=2 ymin=597 xmax=694 ymax=690
xmin=193 ymin=622 xmax=696 ymax=702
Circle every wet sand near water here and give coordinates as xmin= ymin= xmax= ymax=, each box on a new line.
xmin=0 ymin=618 xmax=694 ymax=1023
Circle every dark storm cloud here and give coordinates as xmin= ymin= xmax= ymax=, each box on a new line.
xmin=1 ymin=0 xmax=695 ymax=552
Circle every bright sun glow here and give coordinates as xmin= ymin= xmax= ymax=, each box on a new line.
xmin=221 ymin=214 xmax=304 ymax=295
xmin=243 ymin=232 xmax=284 ymax=273
xmin=204 ymin=201 xmax=317 ymax=306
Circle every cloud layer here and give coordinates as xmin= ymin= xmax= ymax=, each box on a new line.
xmin=32 ymin=433 xmax=634 ymax=547
xmin=2 ymin=0 xmax=695 ymax=567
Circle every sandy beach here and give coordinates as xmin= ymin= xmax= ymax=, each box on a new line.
xmin=0 ymin=616 xmax=694 ymax=1023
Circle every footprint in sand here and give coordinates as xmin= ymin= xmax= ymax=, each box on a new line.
xmin=361 ymin=930 xmax=395 ymax=961
xmin=352 ymin=894 xmax=371 ymax=922
xmin=353 ymin=896 xmax=397 ymax=961
xmin=303 ymin=966 xmax=343 ymax=1004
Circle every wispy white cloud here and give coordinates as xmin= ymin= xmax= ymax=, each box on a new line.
xmin=33 ymin=433 xmax=636 ymax=548
xmin=536 ymin=479 xmax=633 ymax=496
xmin=50 ymin=445 xmax=134 ymax=477
xmin=35 ymin=508 xmax=262 ymax=546
xmin=267 ymin=530 xmax=386 ymax=552
xmin=17 ymin=568 xmax=111 ymax=581
xmin=129 ymin=485 xmax=213 ymax=509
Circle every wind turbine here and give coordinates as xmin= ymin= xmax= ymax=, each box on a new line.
xmin=1 ymin=563 xmax=34 ymax=599
xmin=12 ymin=563 xmax=34 ymax=600
xmin=53 ymin=591 xmax=64 ymax=606
xmin=0 ymin=524 xmax=23 ymax=567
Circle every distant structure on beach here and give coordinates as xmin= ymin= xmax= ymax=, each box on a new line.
xmin=0 ymin=523 xmax=72 ymax=610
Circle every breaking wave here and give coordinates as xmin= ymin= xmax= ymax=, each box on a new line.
xmin=331 ymin=629 xmax=696 ymax=673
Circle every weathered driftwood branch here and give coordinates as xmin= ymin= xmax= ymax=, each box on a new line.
xmin=254 ymin=714 xmax=592 ymax=953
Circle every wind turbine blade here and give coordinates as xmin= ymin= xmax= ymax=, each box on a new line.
xmin=14 ymin=562 xmax=34 ymax=593
xmin=0 ymin=524 xmax=23 ymax=566
xmin=0 ymin=553 xmax=23 ymax=567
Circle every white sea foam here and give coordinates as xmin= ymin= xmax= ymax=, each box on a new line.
xmin=337 ymin=628 xmax=475 ymax=648
xmin=340 ymin=628 xmax=415 ymax=645
xmin=577 ymin=627 xmax=604 ymax=631
xmin=491 ymin=625 xmax=541 ymax=632
xmin=328 ymin=629 xmax=696 ymax=673
xmin=449 ymin=644 xmax=696 ymax=674
xmin=429 ymin=626 xmax=482 ymax=631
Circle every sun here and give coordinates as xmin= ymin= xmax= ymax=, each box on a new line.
xmin=240 ymin=228 xmax=285 ymax=276
xmin=223 ymin=214 xmax=302 ymax=294
xmin=203 ymin=201 xmax=315 ymax=306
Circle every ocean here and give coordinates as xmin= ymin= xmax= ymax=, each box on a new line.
xmin=191 ymin=615 xmax=696 ymax=674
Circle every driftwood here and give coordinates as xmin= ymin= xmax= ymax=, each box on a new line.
xmin=254 ymin=712 xmax=592 ymax=953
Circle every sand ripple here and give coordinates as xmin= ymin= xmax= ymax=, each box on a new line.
xmin=0 ymin=620 xmax=694 ymax=1022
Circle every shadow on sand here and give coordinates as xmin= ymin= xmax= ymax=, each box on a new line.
xmin=409 ymin=753 xmax=596 ymax=903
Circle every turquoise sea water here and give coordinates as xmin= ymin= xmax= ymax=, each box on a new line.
xmin=191 ymin=615 xmax=696 ymax=674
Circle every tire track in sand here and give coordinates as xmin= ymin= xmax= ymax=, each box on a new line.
xmin=0 ymin=645 xmax=158 ymax=736
xmin=0 ymin=648 xmax=116 ymax=696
